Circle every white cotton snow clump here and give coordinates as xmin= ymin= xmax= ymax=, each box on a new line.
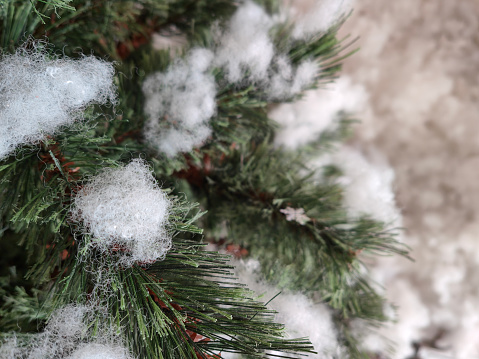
xmin=0 ymin=44 xmax=116 ymax=160
xmin=0 ymin=337 xmax=21 ymax=359
xmin=271 ymin=76 xmax=368 ymax=149
xmin=69 ymin=344 xmax=133 ymax=359
xmin=266 ymin=57 xmax=318 ymax=100
xmin=142 ymin=48 xmax=216 ymax=157
xmin=330 ymin=147 xmax=402 ymax=225
xmin=23 ymin=305 xmax=89 ymax=359
xmin=214 ymin=1 xmax=319 ymax=99
xmin=45 ymin=304 xmax=90 ymax=339
xmin=289 ymin=0 xmax=353 ymax=39
xmin=71 ymin=159 xmax=171 ymax=265
xmin=230 ymin=259 xmax=345 ymax=358
xmin=0 ymin=305 xmax=134 ymax=359
xmin=214 ymin=1 xmax=274 ymax=83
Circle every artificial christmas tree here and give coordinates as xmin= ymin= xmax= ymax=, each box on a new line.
xmin=0 ymin=1 xmax=407 ymax=358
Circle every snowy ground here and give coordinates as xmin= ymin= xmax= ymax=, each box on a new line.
xmin=288 ymin=1 xmax=479 ymax=358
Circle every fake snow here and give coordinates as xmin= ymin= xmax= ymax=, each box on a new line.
xmin=288 ymin=0 xmax=353 ymax=39
xmin=0 ymin=42 xmax=116 ymax=160
xmin=230 ymin=259 xmax=345 ymax=358
xmin=71 ymin=159 xmax=171 ymax=265
xmin=69 ymin=344 xmax=133 ymax=359
xmin=336 ymin=0 xmax=479 ymax=357
xmin=214 ymin=1 xmax=274 ymax=83
xmin=214 ymin=1 xmax=319 ymax=100
xmin=0 ymin=305 xmax=134 ymax=359
xmin=331 ymin=146 xmax=402 ymax=225
xmin=142 ymin=48 xmax=216 ymax=157
xmin=271 ymin=76 xmax=368 ymax=149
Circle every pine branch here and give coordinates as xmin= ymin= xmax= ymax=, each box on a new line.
xmin=177 ymin=142 xmax=408 ymax=321
xmin=45 ymin=210 xmax=316 ymax=358
xmin=0 ymin=125 xmax=315 ymax=357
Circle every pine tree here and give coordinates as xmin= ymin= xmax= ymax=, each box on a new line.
xmin=0 ymin=1 xmax=407 ymax=358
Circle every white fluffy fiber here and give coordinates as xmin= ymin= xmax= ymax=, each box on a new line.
xmin=214 ymin=1 xmax=274 ymax=83
xmin=26 ymin=305 xmax=89 ymax=359
xmin=71 ymin=159 xmax=171 ymax=265
xmin=142 ymin=48 xmax=216 ymax=157
xmin=230 ymin=259 xmax=345 ymax=359
xmin=214 ymin=1 xmax=318 ymax=99
xmin=287 ymin=0 xmax=353 ymax=39
xmin=0 ymin=305 xmax=134 ymax=359
xmin=307 ymin=145 xmax=401 ymax=225
xmin=271 ymin=76 xmax=368 ymax=149
xmin=69 ymin=344 xmax=132 ymax=359
xmin=0 ymin=337 xmax=21 ymax=359
xmin=0 ymin=43 xmax=116 ymax=160
xmin=44 ymin=304 xmax=89 ymax=339
xmin=330 ymin=146 xmax=402 ymax=225
xmin=266 ymin=57 xmax=318 ymax=100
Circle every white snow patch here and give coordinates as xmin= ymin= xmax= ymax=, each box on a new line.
xmin=143 ymin=1 xmax=336 ymax=157
xmin=331 ymin=146 xmax=402 ymax=225
xmin=214 ymin=1 xmax=274 ymax=83
xmin=267 ymin=57 xmax=319 ymax=100
xmin=69 ymin=343 xmax=133 ymax=359
xmin=0 ymin=42 xmax=116 ymax=160
xmin=288 ymin=0 xmax=353 ymax=39
xmin=271 ymin=76 xmax=368 ymax=149
xmin=335 ymin=1 xmax=479 ymax=357
xmin=232 ymin=259 xmax=345 ymax=358
xmin=214 ymin=1 xmax=318 ymax=99
xmin=142 ymin=48 xmax=216 ymax=157
xmin=71 ymin=159 xmax=171 ymax=265
xmin=0 ymin=337 xmax=20 ymax=359
xmin=0 ymin=305 xmax=134 ymax=359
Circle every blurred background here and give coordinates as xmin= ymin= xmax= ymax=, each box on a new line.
xmin=281 ymin=1 xmax=479 ymax=358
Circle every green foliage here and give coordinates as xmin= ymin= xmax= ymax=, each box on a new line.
xmin=0 ymin=122 xmax=315 ymax=357
xmin=31 ymin=0 xmax=75 ymax=23
xmin=0 ymin=0 xmax=74 ymax=50
xmin=181 ymin=140 xmax=407 ymax=319
xmin=51 ymin=241 xmax=315 ymax=358
xmin=32 ymin=196 xmax=315 ymax=358
xmin=0 ymin=285 xmax=48 ymax=332
xmin=0 ymin=0 xmax=75 ymax=19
